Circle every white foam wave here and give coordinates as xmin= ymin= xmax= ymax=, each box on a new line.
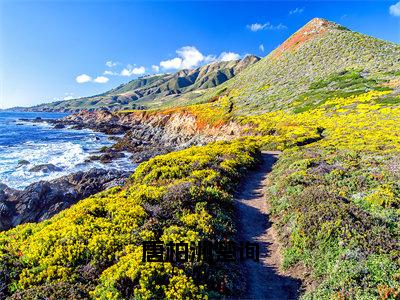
xmin=0 ymin=139 xmax=134 ymax=190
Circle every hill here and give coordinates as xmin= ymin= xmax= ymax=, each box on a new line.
xmin=26 ymin=55 xmax=260 ymax=112
xmin=196 ymin=18 xmax=400 ymax=115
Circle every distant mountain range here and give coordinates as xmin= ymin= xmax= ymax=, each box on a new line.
xmin=21 ymin=55 xmax=260 ymax=112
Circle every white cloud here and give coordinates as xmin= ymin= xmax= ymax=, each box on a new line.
xmin=106 ymin=60 xmax=118 ymax=67
xmin=93 ymin=76 xmax=109 ymax=83
xmin=120 ymin=69 xmax=131 ymax=76
xmin=247 ymin=23 xmax=268 ymax=32
xmin=247 ymin=22 xmax=287 ymax=32
xmin=289 ymin=7 xmax=304 ymax=15
xmin=104 ymin=65 xmax=146 ymax=76
xmin=76 ymin=74 xmax=109 ymax=83
xmin=204 ymin=54 xmax=217 ymax=63
xmin=160 ymin=58 xmax=182 ymax=69
xmin=390 ymin=1 xmax=400 ymax=16
xmin=158 ymin=46 xmax=244 ymax=70
xmin=103 ymin=70 xmax=117 ymax=75
xmin=272 ymin=23 xmax=287 ymax=30
xmin=259 ymin=44 xmax=265 ymax=52
xmin=160 ymin=46 xmax=206 ymax=70
xmin=120 ymin=65 xmax=146 ymax=76
xmin=152 ymin=65 xmax=160 ymax=72
xmin=76 ymin=74 xmax=92 ymax=83
xmin=218 ymin=52 xmax=241 ymax=62
xmin=177 ymin=46 xmax=205 ymax=68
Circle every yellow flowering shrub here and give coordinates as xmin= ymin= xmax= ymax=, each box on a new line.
xmin=1 ymin=82 xmax=399 ymax=299
xmin=255 ymin=88 xmax=400 ymax=299
xmin=240 ymin=90 xmax=400 ymax=152
xmin=364 ymin=184 xmax=399 ymax=207
xmin=0 ymin=140 xmax=260 ymax=299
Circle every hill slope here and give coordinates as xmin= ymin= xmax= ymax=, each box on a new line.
xmin=198 ymin=18 xmax=400 ymax=115
xmin=27 ymin=55 xmax=260 ymax=112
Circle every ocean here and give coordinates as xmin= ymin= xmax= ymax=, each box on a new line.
xmin=0 ymin=111 xmax=133 ymax=190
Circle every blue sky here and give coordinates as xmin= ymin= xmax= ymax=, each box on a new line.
xmin=1 ymin=0 xmax=399 ymax=108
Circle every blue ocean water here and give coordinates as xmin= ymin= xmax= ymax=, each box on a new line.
xmin=0 ymin=111 xmax=133 ymax=189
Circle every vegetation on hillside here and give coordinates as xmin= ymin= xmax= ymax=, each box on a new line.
xmin=1 ymin=18 xmax=399 ymax=299
xmin=24 ymin=56 xmax=259 ymax=112
xmin=2 ymin=80 xmax=399 ymax=299
xmin=267 ymin=148 xmax=400 ymax=300
xmin=243 ymin=89 xmax=400 ymax=299
xmin=0 ymin=140 xmax=260 ymax=299
xmin=199 ymin=19 xmax=400 ymax=115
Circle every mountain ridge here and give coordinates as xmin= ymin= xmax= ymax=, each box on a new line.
xmin=194 ymin=17 xmax=400 ymax=115
xmin=271 ymin=18 xmax=348 ymax=58
xmin=23 ymin=55 xmax=260 ymax=112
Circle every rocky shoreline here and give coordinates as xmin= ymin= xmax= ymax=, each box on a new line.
xmin=0 ymin=113 xmax=134 ymax=231
xmin=1 ymin=109 xmax=246 ymax=231
xmin=26 ymin=109 xmax=247 ymax=162
xmin=0 ymin=168 xmax=129 ymax=231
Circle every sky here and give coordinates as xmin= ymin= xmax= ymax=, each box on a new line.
xmin=0 ymin=0 xmax=399 ymax=109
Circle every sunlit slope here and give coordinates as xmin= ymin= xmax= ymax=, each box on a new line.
xmin=204 ymin=18 xmax=400 ymax=115
xmin=25 ymin=55 xmax=259 ymax=112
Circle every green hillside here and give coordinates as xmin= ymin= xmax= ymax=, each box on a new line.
xmin=199 ymin=18 xmax=400 ymax=115
xmin=25 ymin=55 xmax=259 ymax=112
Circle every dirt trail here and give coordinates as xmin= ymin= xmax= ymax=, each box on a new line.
xmin=234 ymin=151 xmax=301 ymax=300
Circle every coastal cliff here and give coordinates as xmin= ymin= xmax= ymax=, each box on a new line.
xmin=0 ymin=108 xmax=248 ymax=231
xmin=58 ymin=109 xmax=249 ymax=162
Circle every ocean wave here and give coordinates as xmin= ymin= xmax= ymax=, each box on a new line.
xmin=0 ymin=131 xmax=134 ymax=190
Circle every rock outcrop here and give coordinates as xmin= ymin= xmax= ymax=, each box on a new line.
xmin=57 ymin=109 xmax=248 ymax=162
xmin=28 ymin=163 xmax=63 ymax=173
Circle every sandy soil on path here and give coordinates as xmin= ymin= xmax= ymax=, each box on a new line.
xmin=234 ymin=151 xmax=301 ymax=300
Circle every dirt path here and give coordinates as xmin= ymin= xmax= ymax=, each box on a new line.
xmin=234 ymin=151 xmax=301 ymax=300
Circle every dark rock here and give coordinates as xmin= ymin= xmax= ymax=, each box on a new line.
xmin=17 ymin=160 xmax=30 ymax=166
xmin=85 ymin=155 xmax=101 ymax=162
xmin=87 ymin=150 xmax=126 ymax=164
xmin=0 ymin=168 xmax=130 ymax=231
xmin=29 ymin=164 xmax=63 ymax=173
xmin=0 ymin=201 xmax=11 ymax=217
xmin=54 ymin=123 xmax=65 ymax=129
xmin=71 ymin=124 xmax=84 ymax=130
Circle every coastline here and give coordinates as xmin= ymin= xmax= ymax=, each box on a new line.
xmin=0 ymin=111 xmax=133 ymax=231
xmin=0 ymin=107 xmax=246 ymax=231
